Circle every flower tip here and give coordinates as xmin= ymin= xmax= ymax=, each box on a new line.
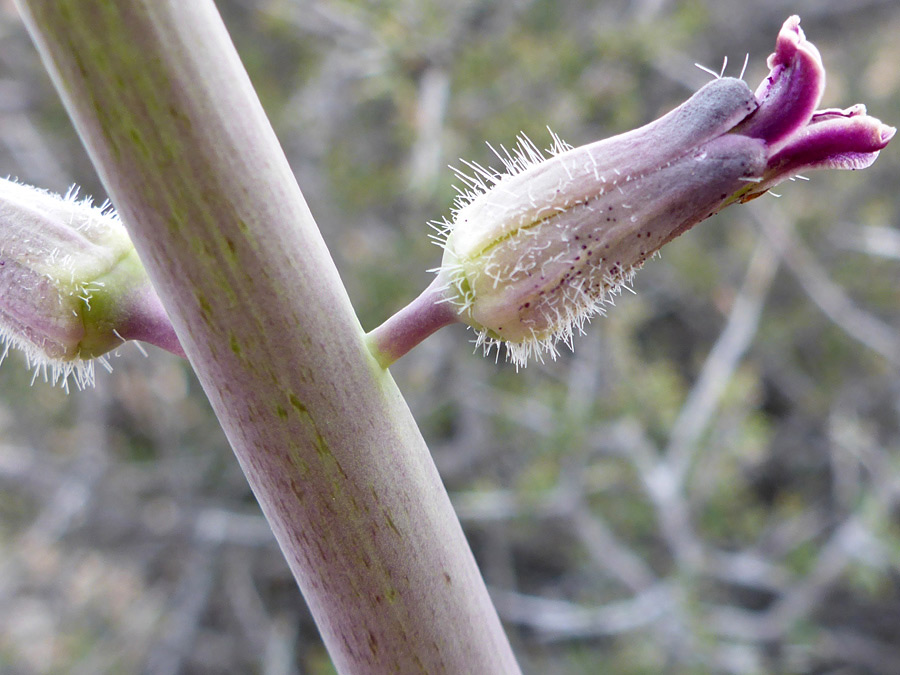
xmin=850 ymin=107 xmax=896 ymax=148
xmin=770 ymin=15 xmax=820 ymax=69
xmin=779 ymin=15 xmax=803 ymax=41
xmin=779 ymin=14 xmax=822 ymax=70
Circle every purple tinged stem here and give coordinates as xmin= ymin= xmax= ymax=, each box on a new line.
xmin=366 ymin=276 xmax=460 ymax=369
xmin=15 ymin=1 xmax=521 ymax=672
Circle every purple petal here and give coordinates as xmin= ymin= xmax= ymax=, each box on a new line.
xmin=768 ymin=107 xmax=895 ymax=172
xmin=733 ymin=15 xmax=825 ymax=151
xmin=739 ymin=107 xmax=895 ymax=201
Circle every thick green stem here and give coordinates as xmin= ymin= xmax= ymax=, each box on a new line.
xmin=14 ymin=1 xmax=520 ymax=672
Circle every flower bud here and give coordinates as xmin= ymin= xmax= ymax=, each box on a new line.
xmin=436 ymin=15 xmax=893 ymax=368
xmin=0 ymin=179 xmax=182 ymax=388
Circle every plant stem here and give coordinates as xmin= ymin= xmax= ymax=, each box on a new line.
xmin=366 ymin=275 xmax=459 ymax=368
xmin=14 ymin=1 xmax=520 ymax=672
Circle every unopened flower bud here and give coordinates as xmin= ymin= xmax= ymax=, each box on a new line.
xmin=435 ymin=15 xmax=893 ymax=368
xmin=0 ymin=179 xmax=182 ymax=388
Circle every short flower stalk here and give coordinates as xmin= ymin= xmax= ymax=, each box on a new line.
xmin=0 ymin=178 xmax=184 ymax=388
xmin=366 ymin=15 xmax=894 ymax=369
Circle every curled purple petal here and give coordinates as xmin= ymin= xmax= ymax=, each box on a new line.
xmin=733 ymin=15 xmax=825 ymax=151
xmin=739 ymin=107 xmax=896 ymax=201
xmin=771 ymin=107 xmax=895 ymax=171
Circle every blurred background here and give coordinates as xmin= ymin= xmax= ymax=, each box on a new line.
xmin=2 ymin=0 xmax=900 ymax=673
